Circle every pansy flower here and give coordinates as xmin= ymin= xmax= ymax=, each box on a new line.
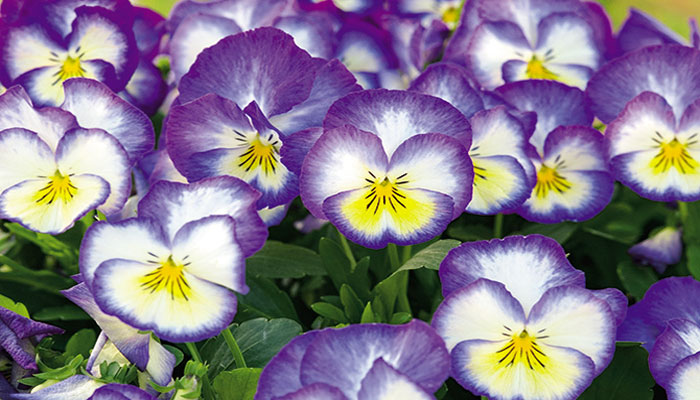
xmin=300 ymin=89 xmax=472 ymax=248
xmin=617 ymin=277 xmax=700 ymax=350
xmin=617 ymin=277 xmax=700 ymax=399
xmin=167 ymin=27 xmax=360 ymax=212
xmin=445 ymin=0 xmax=612 ymax=89
xmin=1 ymin=374 xmax=104 ymax=400
xmin=79 ymin=177 xmax=266 ymax=342
xmin=0 ymin=80 xmax=152 ymax=233
xmin=628 ymin=227 xmax=682 ymax=274
xmin=488 ymin=80 xmax=613 ymax=223
xmin=648 ymin=318 xmax=700 ymax=400
xmin=0 ymin=4 xmax=138 ymax=106
xmin=587 ymin=45 xmax=700 ymax=202
xmin=434 ymin=235 xmax=625 ymax=399
xmin=255 ymin=320 xmax=449 ymax=400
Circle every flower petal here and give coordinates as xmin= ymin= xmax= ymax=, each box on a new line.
xmin=0 ymin=127 xmax=56 ymax=191
xmin=468 ymin=155 xmax=531 ymax=215
xmin=93 ymin=258 xmax=238 ymax=343
xmin=466 ymin=20 xmax=531 ymax=89
xmin=169 ymin=13 xmax=241 ymax=82
xmin=527 ymin=285 xmax=617 ymax=374
xmin=0 ymin=173 xmax=109 ymax=234
xmin=274 ymin=383 xmax=348 ymax=400
xmin=586 ymin=45 xmax=700 ymax=123
xmin=323 ymin=89 xmax=471 ymax=157
xmin=299 ymin=125 xmax=388 ymax=220
xmin=408 ymin=62 xmax=484 ymax=119
xmin=323 ymin=186 xmax=454 ymax=249
xmin=172 ymin=215 xmax=247 ymax=294
xmin=387 ymin=133 xmax=473 ymax=219
xmin=299 ymin=320 xmax=449 ymax=397
xmin=137 ymin=177 xmax=267 ymax=258
xmin=55 ymin=128 xmax=131 ymax=216
xmin=667 ymin=351 xmax=700 ymax=400
xmin=79 ymin=218 xmax=170 ymax=289
xmin=439 ymin=235 xmax=584 ymax=311
xmin=358 ymin=358 xmax=433 ymax=400
xmin=256 ymin=331 xmax=320 ymax=400
xmin=649 ymin=318 xmax=700 ymax=387
xmin=450 ymin=338 xmax=595 ymax=400
xmin=432 ymin=279 xmax=526 ymax=350
xmin=61 ymin=78 xmax=154 ymax=162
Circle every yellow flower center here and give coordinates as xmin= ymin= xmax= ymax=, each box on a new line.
xmin=442 ymin=6 xmax=460 ymax=24
xmin=236 ymin=133 xmax=280 ymax=175
xmin=534 ymin=165 xmax=571 ymax=199
xmin=140 ymin=256 xmax=192 ymax=301
xmin=496 ymin=330 xmax=549 ymax=370
xmin=54 ymin=56 xmax=85 ymax=85
xmin=34 ymin=171 xmax=77 ymax=206
xmin=526 ymin=56 xmax=559 ymax=81
xmin=650 ymin=138 xmax=698 ymax=174
xmin=363 ymin=174 xmax=409 ymax=215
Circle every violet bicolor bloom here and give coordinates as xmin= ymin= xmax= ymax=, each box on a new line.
xmin=63 ymin=282 xmax=175 ymax=386
xmin=648 ymin=319 xmax=700 ymax=400
xmin=78 ymin=177 xmax=267 ymax=342
xmin=0 ymin=307 xmax=63 ymax=371
xmin=446 ymin=0 xmax=612 ymax=89
xmin=255 ymin=320 xmax=450 ymax=400
xmin=88 ymin=384 xmax=156 ymax=400
xmin=167 ymin=27 xmax=360 ymax=210
xmin=495 ymin=80 xmax=613 ymax=223
xmin=617 ymin=277 xmax=700 ymax=350
xmin=621 ymin=278 xmax=700 ymax=398
xmin=0 ymin=80 xmax=153 ymax=233
xmin=617 ymin=8 xmax=700 ymax=54
xmin=587 ymin=46 xmax=700 ymax=202
xmin=628 ymin=227 xmax=683 ymax=274
xmin=434 ymin=235 xmax=625 ymax=399
xmin=300 ymin=89 xmax=473 ymax=248
xmin=0 ymin=5 xmax=138 ymax=106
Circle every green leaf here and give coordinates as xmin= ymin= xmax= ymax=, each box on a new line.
xmin=246 ymin=241 xmax=325 ymax=278
xmin=0 ymin=293 xmax=30 ymax=318
xmin=616 ymin=260 xmax=658 ymax=300
xmin=5 ymin=223 xmax=79 ymax=270
xmin=517 ymin=222 xmax=578 ymax=244
xmin=33 ymin=305 xmax=90 ymax=321
xmin=446 ymin=224 xmax=492 ymax=242
xmin=0 ymin=254 xmax=74 ymax=294
xmin=200 ymin=318 xmax=301 ymax=378
xmin=237 ymin=276 xmax=298 ymax=321
xmin=339 ymin=284 xmax=364 ymax=322
xmin=311 ymin=302 xmax=348 ymax=323
xmin=212 ymin=368 xmax=262 ymax=400
xmin=390 ymin=312 xmax=412 ymax=324
xmin=64 ymin=329 xmax=96 ymax=358
xmin=391 ymin=240 xmax=460 ymax=276
xmin=360 ymin=303 xmax=375 ymax=323
xmin=578 ymin=343 xmax=654 ymax=400
xmin=319 ymin=237 xmax=351 ymax=291
xmin=682 ymin=201 xmax=700 ymax=243
xmin=687 ymin=244 xmax=700 ymax=280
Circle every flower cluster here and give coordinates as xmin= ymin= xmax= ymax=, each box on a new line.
xmin=0 ymin=0 xmax=698 ymax=399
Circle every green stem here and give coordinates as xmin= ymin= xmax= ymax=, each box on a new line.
xmin=387 ymin=243 xmax=401 ymax=272
xmin=185 ymin=342 xmax=202 ymax=363
xmin=679 ymin=201 xmax=689 ymax=222
xmin=337 ymin=232 xmax=357 ymax=268
xmin=401 ymin=245 xmax=413 ymax=263
xmin=493 ymin=213 xmax=504 ymax=238
xmin=222 ymin=327 xmax=247 ymax=369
